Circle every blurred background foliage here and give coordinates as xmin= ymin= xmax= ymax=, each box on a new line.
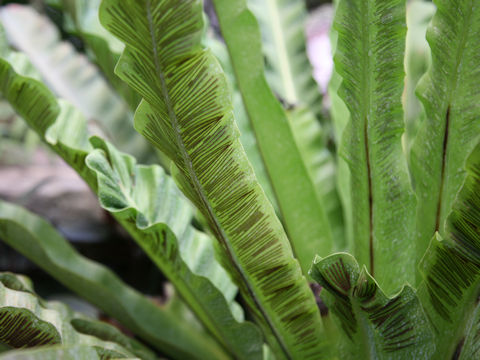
xmin=0 ymin=0 xmax=434 ymax=345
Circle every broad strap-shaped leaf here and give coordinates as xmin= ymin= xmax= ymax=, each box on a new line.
xmin=310 ymin=253 xmax=435 ymax=359
xmin=0 ymin=201 xmax=222 ymax=360
xmin=245 ymin=0 xmax=345 ymax=245
xmin=246 ymin=0 xmax=323 ymax=119
xmin=328 ymin=22 xmax=354 ymax=251
xmin=0 ymin=5 xmax=151 ymax=162
xmin=0 ymin=274 xmax=137 ymax=358
xmin=211 ymin=0 xmax=334 ymax=271
xmin=99 ymin=0 xmax=326 ymax=358
xmin=287 ymin=106 xmax=346 ymax=249
xmin=0 ymin=61 xmax=238 ymax=360
xmin=418 ymin=143 xmax=480 ymax=358
xmin=333 ymin=0 xmax=416 ymax=293
xmin=410 ymin=0 xmax=480 ymax=269
xmin=85 ymin=137 xmax=263 ymax=360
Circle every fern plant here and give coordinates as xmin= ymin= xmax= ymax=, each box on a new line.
xmin=0 ymin=0 xmax=479 ymax=359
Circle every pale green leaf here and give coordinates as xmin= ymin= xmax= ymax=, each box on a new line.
xmin=287 ymin=107 xmax=346 ymax=249
xmin=403 ymin=0 xmax=435 ymax=152
xmin=60 ymin=0 xmax=141 ymax=110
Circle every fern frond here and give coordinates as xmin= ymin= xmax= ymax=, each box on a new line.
xmin=334 ymin=0 xmax=416 ymax=293
xmin=99 ymin=0 xmax=327 ymax=357
xmin=410 ymin=0 xmax=480 ymax=269
xmin=419 ymin=143 xmax=480 ymax=358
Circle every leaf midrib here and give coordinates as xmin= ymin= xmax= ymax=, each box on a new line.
xmin=433 ymin=1 xmax=473 ymax=236
xmin=360 ymin=0 xmax=374 ymax=277
xmin=144 ymin=1 xmax=292 ymax=358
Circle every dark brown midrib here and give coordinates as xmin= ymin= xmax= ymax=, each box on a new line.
xmin=435 ymin=106 xmax=451 ymax=233
xmin=364 ymin=119 xmax=374 ymax=276
xmin=144 ymin=2 xmax=293 ymax=359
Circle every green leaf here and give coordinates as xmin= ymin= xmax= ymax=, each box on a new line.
xmin=85 ymin=137 xmax=263 ymax=360
xmin=418 ymin=143 xmax=480 ymax=358
xmin=99 ymin=0 xmax=326 ymax=358
xmin=0 ymin=346 xmax=103 ymax=360
xmin=310 ymin=253 xmax=435 ymax=359
xmin=0 ymin=274 xmax=136 ymax=358
xmin=410 ymin=0 xmax=480 ymax=270
xmin=204 ymin=36 xmax=278 ymax=212
xmin=69 ymin=318 xmax=155 ymax=360
xmin=0 ymin=5 xmax=151 ymax=162
xmin=60 ymin=0 xmax=142 ymax=110
xmin=328 ymin=25 xmax=354 ymax=252
xmin=246 ymin=0 xmax=323 ymax=119
xmin=0 ymin=60 xmax=237 ymax=360
xmin=333 ymin=0 xmax=416 ymax=293
xmin=287 ymin=107 xmax=346 ymax=250
xmin=245 ymin=0 xmax=346 ymax=246
xmin=211 ymin=0 xmax=333 ymax=273
xmin=0 ymin=201 xmax=219 ymax=360
xmin=403 ymin=0 xmax=435 ymax=152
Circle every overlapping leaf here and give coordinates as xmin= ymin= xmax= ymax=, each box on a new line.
xmin=60 ymin=0 xmax=141 ymax=110
xmin=99 ymin=0 xmax=326 ymax=358
xmin=418 ymin=143 xmax=480 ymax=358
xmin=410 ymin=0 xmax=480 ymax=269
xmin=246 ymin=0 xmax=322 ymax=118
xmin=0 ymin=5 xmax=151 ymax=162
xmin=0 ymin=274 xmax=137 ymax=359
xmin=0 ymin=201 xmax=218 ymax=360
xmin=333 ymin=0 xmax=416 ymax=293
xmin=0 ymin=59 xmax=256 ymax=360
xmin=287 ymin=107 xmax=346 ymax=249
xmin=85 ymin=138 xmax=262 ymax=359
xmin=211 ymin=0 xmax=333 ymax=273
xmin=310 ymin=253 xmax=435 ymax=359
